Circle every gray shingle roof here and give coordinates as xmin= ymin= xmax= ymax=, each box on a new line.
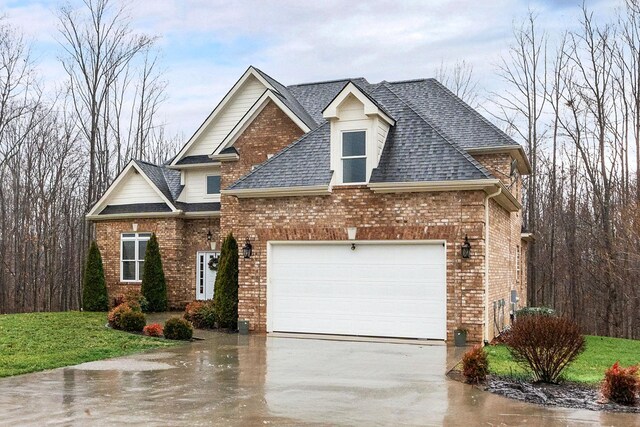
xmin=106 ymin=70 xmax=524 ymax=207
xmin=227 ymin=124 xmax=332 ymax=190
xmin=386 ymin=79 xmax=518 ymax=149
xmin=175 ymin=155 xmax=217 ymax=166
xmin=229 ymin=75 xmax=497 ymax=190
xmin=253 ymin=67 xmax=317 ymax=130
xmin=100 ymin=203 xmax=171 ymax=215
xmin=134 ymin=160 xmax=176 ymax=203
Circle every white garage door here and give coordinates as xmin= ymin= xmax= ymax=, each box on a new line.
xmin=267 ymin=242 xmax=446 ymax=340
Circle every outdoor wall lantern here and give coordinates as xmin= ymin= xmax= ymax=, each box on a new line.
xmin=461 ymin=234 xmax=471 ymax=259
xmin=207 ymin=230 xmax=217 ymax=251
xmin=243 ymin=237 xmax=253 ymax=259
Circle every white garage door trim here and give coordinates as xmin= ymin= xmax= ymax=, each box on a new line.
xmin=266 ymin=240 xmax=447 ymax=340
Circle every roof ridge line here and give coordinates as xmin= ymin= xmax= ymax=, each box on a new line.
xmin=428 ymin=78 xmax=518 ymax=146
xmin=227 ymin=123 xmax=329 ymax=189
xmin=288 ymin=77 xmax=368 ymax=87
xmin=380 ymin=82 xmax=492 ymax=179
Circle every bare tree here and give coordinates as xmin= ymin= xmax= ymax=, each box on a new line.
xmin=491 ymin=11 xmax=548 ymax=306
xmin=435 ymin=59 xmax=480 ymax=107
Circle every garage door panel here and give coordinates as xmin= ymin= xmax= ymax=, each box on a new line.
xmin=268 ymin=242 xmax=446 ymax=340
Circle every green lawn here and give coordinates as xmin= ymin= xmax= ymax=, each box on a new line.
xmin=0 ymin=311 xmax=178 ymax=378
xmin=485 ymin=335 xmax=640 ymax=385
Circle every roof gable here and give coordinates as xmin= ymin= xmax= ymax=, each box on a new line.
xmin=322 ymin=81 xmax=394 ymax=125
xmin=87 ymin=161 xmax=178 ymax=216
xmin=170 ymin=66 xmax=272 ymax=166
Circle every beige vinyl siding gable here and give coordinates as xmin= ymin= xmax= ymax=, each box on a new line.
xmin=107 ymin=172 xmax=165 ymax=205
xmin=177 ymin=167 xmax=222 ymax=203
xmin=376 ymin=119 xmax=390 ymax=162
xmin=184 ymin=75 xmax=267 ymax=157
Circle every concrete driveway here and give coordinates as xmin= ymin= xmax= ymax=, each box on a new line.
xmin=0 ymin=331 xmax=636 ymax=426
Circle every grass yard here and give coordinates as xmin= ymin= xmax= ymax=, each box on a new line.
xmin=0 ymin=311 xmax=178 ymax=378
xmin=486 ymin=335 xmax=640 ymax=385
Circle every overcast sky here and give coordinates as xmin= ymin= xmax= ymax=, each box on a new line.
xmin=0 ymin=0 xmax=621 ymax=138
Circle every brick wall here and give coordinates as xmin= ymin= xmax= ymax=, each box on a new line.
xmin=95 ymin=217 xmax=220 ymax=309
xmin=226 ymin=187 xmax=488 ymax=343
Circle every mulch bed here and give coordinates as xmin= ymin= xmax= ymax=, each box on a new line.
xmin=448 ymin=370 xmax=640 ymax=413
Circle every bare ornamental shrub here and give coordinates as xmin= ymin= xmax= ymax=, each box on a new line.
xmin=503 ymin=315 xmax=585 ymax=383
xmin=601 ymin=362 xmax=639 ymax=405
xmin=462 ymin=345 xmax=489 ymax=384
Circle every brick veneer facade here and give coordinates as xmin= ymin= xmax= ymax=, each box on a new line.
xmin=93 ymin=98 xmax=528 ymax=344
xmin=95 ymin=217 xmax=220 ymax=309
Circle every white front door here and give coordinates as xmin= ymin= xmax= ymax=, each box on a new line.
xmin=267 ymin=241 xmax=447 ymax=340
xmin=196 ymin=251 xmax=218 ymax=300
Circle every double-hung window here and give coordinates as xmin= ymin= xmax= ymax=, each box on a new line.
xmin=341 ymin=130 xmax=366 ymax=183
xmin=206 ymin=175 xmax=221 ymax=195
xmin=121 ymin=232 xmax=152 ymax=282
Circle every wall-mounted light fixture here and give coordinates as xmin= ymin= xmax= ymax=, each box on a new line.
xmin=207 ymin=230 xmax=217 ymax=251
xmin=243 ymin=237 xmax=253 ymax=259
xmin=347 ymin=227 xmax=357 ymax=240
xmin=461 ymin=234 xmax=471 ymax=259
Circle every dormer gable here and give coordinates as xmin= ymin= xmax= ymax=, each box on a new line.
xmin=323 ymin=82 xmax=395 ymax=185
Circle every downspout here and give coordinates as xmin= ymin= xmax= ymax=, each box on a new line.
xmin=484 ymin=185 xmax=502 ymax=344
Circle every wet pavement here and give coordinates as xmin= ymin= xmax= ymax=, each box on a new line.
xmin=0 ymin=330 xmax=637 ymax=426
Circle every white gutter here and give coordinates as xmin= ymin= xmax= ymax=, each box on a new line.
xmin=484 ymin=186 xmax=502 ymax=343
xmin=222 ymin=185 xmax=331 ymax=198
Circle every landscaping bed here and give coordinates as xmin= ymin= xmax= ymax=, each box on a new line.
xmin=449 ymin=334 xmax=640 ymax=413
xmin=0 ymin=311 xmax=177 ymax=378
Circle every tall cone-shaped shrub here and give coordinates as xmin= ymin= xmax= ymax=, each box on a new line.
xmin=141 ymin=233 xmax=167 ymax=312
xmin=82 ymin=241 xmax=109 ymax=311
xmin=214 ymin=233 xmax=239 ymax=329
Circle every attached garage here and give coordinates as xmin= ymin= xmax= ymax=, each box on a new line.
xmin=267 ymin=241 xmax=447 ymax=340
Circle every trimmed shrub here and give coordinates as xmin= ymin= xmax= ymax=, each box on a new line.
xmin=164 ymin=317 xmax=193 ymax=340
xmin=107 ymin=302 xmax=142 ymax=329
xmin=82 ymin=241 xmax=109 ymax=311
xmin=143 ymin=323 xmax=164 ymax=337
xmin=184 ymin=300 xmax=216 ymax=329
xmin=141 ymin=233 xmax=168 ymax=312
xmin=462 ymin=345 xmax=489 ymax=384
xmin=119 ymin=310 xmax=146 ymax=332
xmin=515 ymin=306 xmax=556 ymax=318
xmin=503 ymin=315 xmax=585 ymax=383
xmin=214 ymin=233 xmax=239 ymax=329
xmin=123 ymin=289 xmax=149 ymax=312
xmin=601 ymin=362 xmax=639 ymax=405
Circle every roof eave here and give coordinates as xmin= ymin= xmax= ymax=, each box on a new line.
xmin=466 ymin=145 xmax=532 ymax=175
xmin=222 ymin=185 xmax=331 ymax=199
xmin=86 ymin=210 xmax=184 ymax=221
xmin=368 ymin=179 xmax=521 ymax=212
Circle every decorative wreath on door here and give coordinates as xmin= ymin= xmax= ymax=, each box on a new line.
xmin=208 ymin=255 xmax=219 ymax=271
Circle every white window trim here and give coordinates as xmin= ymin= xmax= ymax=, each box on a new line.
xmin=120 ymin=232 xmax=151 ymax=283
xmin=204 ymin=174 xmax=222 ymax=201
xmin=340 ymin=129 xmax=367 ymax=185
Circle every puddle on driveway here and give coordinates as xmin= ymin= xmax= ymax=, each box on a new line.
xmin=0 ymin=333 xmax=637 ymax=426
xmin=72 ymin=359 xmax=175 ymax=371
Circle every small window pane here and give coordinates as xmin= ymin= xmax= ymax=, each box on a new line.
xmin=138 ymin=233 xmax=152 ymax=238
xmin=122 ymin=241 xmax=136 ymax=260
xmin=138 ymin=240 xmax=148 ymax=261
xmin=139 ymin=261 xmax=145 ymax=280
xmin=122 ymin=261 xmax=136 ymax=280
xmin=207 ymin=175 xmax=221 ymax=194
xmin=342 ymin=131 xmax=366 ymax=156
xmin=122 ymin=233 xmax=136 ymax=238
xmin=343 ymin=158 xmax=366 ymax=183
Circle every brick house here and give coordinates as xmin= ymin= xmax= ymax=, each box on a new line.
xmin=87 ymin=66 xmax=531 ymax=344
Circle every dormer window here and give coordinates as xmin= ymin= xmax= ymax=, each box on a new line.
xmin=342 ymin=131 xmax=366 ymax=183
